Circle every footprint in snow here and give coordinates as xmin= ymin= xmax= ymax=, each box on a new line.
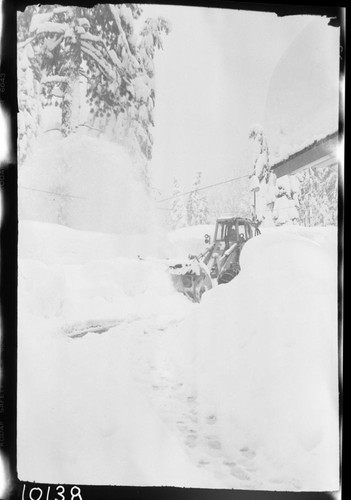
xmin=176 ymin=419 xmax=187 ymax=432
xmin=206 ymin=414 xmax=217 ymax=425
xmin=205 ymin=434 xmax=222 ymax=451
xmin=240 ymin=446 xmax=256 ymax=459
xmin=229 ymin=464 xmax=250 ymax=480
xmin=198 ymin=459 xmax=210 ymax=467
xmin=208 ymin=439 xmax=222 ymax=450
xmin=185 ymin=432 xmax=198 ymax=448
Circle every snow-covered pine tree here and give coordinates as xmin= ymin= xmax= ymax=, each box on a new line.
xmin=187 ymin=172 xmax=209 ymax=225
xmin=17 ymin=4 xmax=170 ymax=171
xmin=297 ymin=165 xmax=338 ymax=226
xmin=134 ymin=16 xmax=170 ymax=160
xmin=248 ymin=124 xmax=273 ymax=223
xmin=187 ymin=173 xmax=199 ymax=226
xmin=249 ymin=124 xmax=270 ymax=182
xmin=248 ymin=124 xmax=301 ymax=226
xmin=17 ymin=5 xmax=171 ymax=230
xmin=197 ymin=193 xmax=209 ymax=225
xmin=272 ymin=175 xmax=299 ymax=226
xmin=17 ymin=5 xmax=46 ymax=163
xmin=170 ymin=177 xmax=187 ymax=230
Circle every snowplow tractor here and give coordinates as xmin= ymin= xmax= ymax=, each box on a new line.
xmin=169 ymin=217 xmax=261 ymax=302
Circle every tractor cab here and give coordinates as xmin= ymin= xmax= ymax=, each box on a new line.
xmin=214 ymin=217 xmax=257 ymax=247
xmin=203 ymin=217 xmax=261 ymax=282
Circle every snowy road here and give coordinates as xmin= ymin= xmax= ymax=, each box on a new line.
xmin=70 ymin=315 xmax=272 ymax=490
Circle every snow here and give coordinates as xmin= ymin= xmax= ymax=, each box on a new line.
xmin=19 ymin=134 xmax=158 ymax=234
xmin=271 ymin=128 xmax=338 ymax=166
xmin=18 ymin=220 xmax=212 ymax=486
xmin=134 ymin=75 xmax=151 ymax=101
xmin=264 ymin=20 xmax=339 ymax=161
xmin=119 ymin=4 xmax=134 ymax=28
xmin=19 ymin=221 xmax=168 ymax=264
xmin=167 ymin=224 xmax=215 ymax=258
xmin=18 ymin=219 xmax=339 ymax=490
xmin=162 ymin=225 xmax=339 ymax=490
xmin=36 ymin=21 xmax=67 ymax=34
xmin=29 ymin=12 xmax=52 ymax=32
xmin=18 ymin=316 xmax=216 ymax=487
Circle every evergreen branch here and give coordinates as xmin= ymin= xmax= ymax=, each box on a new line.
xmin=42 ymin=75 xmax=69 ymax=84
xmin=81 ymin=44 xmax=114 ymax=81
xmin=80 ymin=39 xmax=107 ymax=65
xmin=44 ymin=34 xmax=64 ymax=52
xmin=80 ymin=32 xmax=116 ymax=67
xmin=18 ymin=36 xmax=36 ymax=50
xmin=109 ymin=4 xmax=140 ymax=69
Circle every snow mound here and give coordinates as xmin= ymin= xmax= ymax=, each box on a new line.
xmin=17 ymin=220 xmax=339 ymax=489
xmin=167 ymin=224 xmax=215 ymax=258
xmin=19 ymin=220 xmax=169 ymax=265
xmin=166 ymin=226 xmax=339 ymax=491
xmin=18 ymin=221 xmax=192 ymax=327
xmin=19 ymin=134 xmax=157 ymax=234
xmin=17 ymin=317 xmax=218 ymax=487
xmin=18 ymin=222 xmax=205 ymax=486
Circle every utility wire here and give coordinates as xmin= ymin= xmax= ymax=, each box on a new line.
xmin=20 ymin=172 xmax=251 ymax=205
xmin=157 ymin=174 xmax=250 ymax=203
xmin=19 ymin=185 xmax=86 ymax=200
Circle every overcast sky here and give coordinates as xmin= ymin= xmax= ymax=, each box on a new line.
xmin=139 ymin=4 xmax=340 ymax=200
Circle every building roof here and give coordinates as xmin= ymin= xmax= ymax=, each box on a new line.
xmin=271 ymin=131 xmax=338 ymax=178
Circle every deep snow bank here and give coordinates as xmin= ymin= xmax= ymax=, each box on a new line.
xmin=18 ymin=221 xmax=192 ymax=326
xmin=19 ymin=220 xmax=169 ymax=265
xmin=17 ymin=317 xmax=219 ymax=487
xmin=19 ymin=221 xmax=214 ymax=266
xmin=18 ymin=134 xmax=158 ymax=234
xmin=166 ymin=226 xmax=339 ymax=490
xmin=18 ymin=221 xmax=207 ymax=486
xmin=17 ymin=220 xmax=210 ymax=327
xmin=167 ymin=224 xmax=215 ymax=258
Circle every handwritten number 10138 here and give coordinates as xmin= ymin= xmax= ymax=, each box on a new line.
xmin=22 ymin=484 xmax=83 ymax=500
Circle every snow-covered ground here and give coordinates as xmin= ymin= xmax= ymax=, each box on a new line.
xmin=17 ymin=221 xmax=339 ymax=490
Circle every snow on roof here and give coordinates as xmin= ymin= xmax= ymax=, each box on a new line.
xmin=270 ymin=128 xmax=338 ymax=168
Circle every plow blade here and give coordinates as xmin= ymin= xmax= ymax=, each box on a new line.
xmin=169 ymin=258 xmax=213 ymax=303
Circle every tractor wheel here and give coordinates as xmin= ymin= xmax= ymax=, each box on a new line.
xmin=218 ymin=268 xmax=240 ymax=285
xmin=199 ymin=283 xmax=209 ymax=299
